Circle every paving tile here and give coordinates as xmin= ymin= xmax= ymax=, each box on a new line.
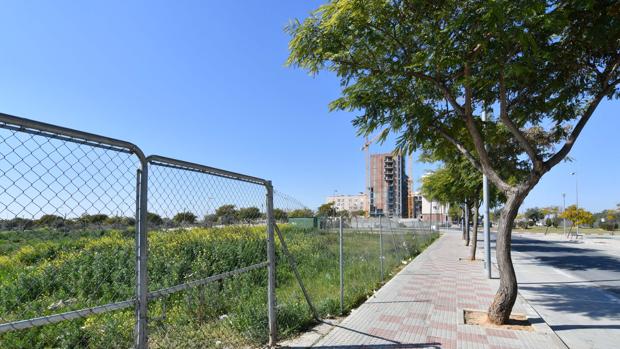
xmin=310 ymin=233 xmax=563 ymax=349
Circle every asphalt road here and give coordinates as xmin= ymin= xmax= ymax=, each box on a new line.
xmin=502 ymin=233 xmax=620 ymax=349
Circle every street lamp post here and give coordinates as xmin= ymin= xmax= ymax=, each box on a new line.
xmin=570 ymin=172 xmax=579 ymax=237
xmin=482 ymin=108 xmax=491 ymax=279
xmin=562 ymin=193 xmax=566 ymax=237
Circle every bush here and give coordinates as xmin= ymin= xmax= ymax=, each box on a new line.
xmin=147 ymin=212 xmax=163 ymax=226
xmin=35 ymin=214 xmax=65 ymax=228
xmin=517 ymin=221 xmax=529 ymax=229
xmin=173 ymin=212 xmax=197 ymax=225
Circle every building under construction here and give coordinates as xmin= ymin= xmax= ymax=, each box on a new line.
xmin=368 ymin=153 xmax=408 ymax=217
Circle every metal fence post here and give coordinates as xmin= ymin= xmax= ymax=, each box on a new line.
xmin=265 ymin=182 xmax=277 ymax=347
xmin=339 ymin=216 xmax=344 ymax=315
xmin=136 ymin=163 xmax=149 ymax=349
xmin=379 ymin=216 xmax=384 ymax=282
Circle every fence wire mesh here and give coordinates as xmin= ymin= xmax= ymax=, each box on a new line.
xmin=144 ymin=157 xmax=271 ymax=348
xmin=272 ymin=190 xmax=438 ymax=337
xmin=0 ymin=117 xmax=142 ymax=348
xmin=0 ymin=113 xmax=441 ymax=348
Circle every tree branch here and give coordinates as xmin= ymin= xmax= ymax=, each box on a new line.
xmin=430 ymin=124 xmax=482 ymax=172
xmin=498 ymin=68 xmax=544 ymax=172
xmin=545 ymin=55 xmax=620 ymax=169
xmin=461 ymin=64 xmax=513 ymax=193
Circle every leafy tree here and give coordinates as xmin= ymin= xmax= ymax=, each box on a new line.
xmin=237 ymin=207 xmax=262 ymax=223
xmin=273 ymin=208 xmax=289 ymax=221
xmin=78 ymin=214 xmax=109 ymax=225
xmin=215 ymin=204 xmax=238 ymax=225
xmin=104 ymin=216 xmax=136 ymax=227
xmin=524 ymin=207 xmax=544 ymax=224
xmin=173 ymin=211 xmax=197 ymax=225
xmin=35 ymin=214 xmax=65 ymax=228
xmin=317 ymin=202 xmax=337 ymax=217
xmin=288 ymin=208 xmax=314 ymax=218
xmin=560 ymin=205 xmax=595 ymax=232
xmin=203 ymin=214 xmax=218 ymax=227
xmin=287 ymin=0 xmax=620 ymax=324
xmin=147 ymin=212 xmax=163 ymax=226
xmin=350 ymin=209 xmax=366 ymax=218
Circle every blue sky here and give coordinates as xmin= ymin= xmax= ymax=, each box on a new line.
xmin=1 ymin=1 xmax=618 ymax=213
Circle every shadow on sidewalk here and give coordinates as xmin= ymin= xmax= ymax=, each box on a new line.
xmin=520 ymin=283 xmax=620 ymax=320
xmin=551 ymin=324 xmax=620 ymax=331
xmin=312 ymin=344 xmax=440 ymax=349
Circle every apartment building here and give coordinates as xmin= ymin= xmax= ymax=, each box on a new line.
xmin=325 ymin=192 xmax=368 ymax=212
xmin=368 ymin=153 xmax=408 ymax=217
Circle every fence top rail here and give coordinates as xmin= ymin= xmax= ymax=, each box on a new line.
xmin=146 ymin=155 xmax=269 ymax=186
xmin=0 ymin=112 xmax=147 ymax=161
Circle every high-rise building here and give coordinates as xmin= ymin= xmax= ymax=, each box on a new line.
xmin=368 ymin=153 xmax=408 ymax=217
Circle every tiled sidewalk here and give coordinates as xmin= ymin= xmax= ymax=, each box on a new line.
xmin=311 ymin=232 xmax=564 ymax=349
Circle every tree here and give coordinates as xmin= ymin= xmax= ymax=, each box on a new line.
xmin=273 ymin=208 xmax=289 ymax=221
xmin=287 ymin=0 xmax=620 ymax=324
xmin=317 ymin=202 xmax=337 ymax=217
xmin=560 ymin=205 xmax=595 ymax=233
xmin=289 ymin=208 xmax=314 ymax=218
xmin=215 ymin=205 xmax=238 ymax=225
xmin=78 ymin=214 xmax=109 ymax=225
xmin=420 ymin=157 xmax=489 ymax=259
xmin=524 ymin=207 xmax=544 ymax=224
xmin=35 ymin=214 xmax=65 ymax=228
xmin=237 ymin=207 xmax=262 ymax=223
xmin=147 ymin=212 xmax=163 ymax=226
xmin=173 ymin=211 xmax=197 ymax=225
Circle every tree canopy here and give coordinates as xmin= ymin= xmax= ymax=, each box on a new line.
xmin=288 ymin=0 xmax=619 ymax=325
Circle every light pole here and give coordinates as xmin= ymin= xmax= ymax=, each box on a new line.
xmin=482 ymin=108 xmax=491 ymax=279
xmin=570 ymin=172 xmax=578 ymax=237
xmin=562 ymin=193 xmax=566 ymax=237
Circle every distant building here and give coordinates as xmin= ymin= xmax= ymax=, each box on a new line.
xmin=325 ymin=193 xmax=367 ymax=213
xmin=369 ymin=153 xmax=408 ymax=217
xmin=410 ymin=191 xmax=449 ymax=224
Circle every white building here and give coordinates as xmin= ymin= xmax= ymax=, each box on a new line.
xmin=410 ymin=191 xmax=450 ymax=223
xmin=325 ymin=193 xmax=368 ymax=212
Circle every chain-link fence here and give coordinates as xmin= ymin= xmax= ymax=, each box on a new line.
xmin=0 ymin=113 xmax=440 ymax=348
xmin=143 ymin=156 xmax=275 ymax=348
xmin=0 ymin=113 xmax=146 ymax=348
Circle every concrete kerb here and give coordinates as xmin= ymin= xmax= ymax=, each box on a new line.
xmin=486 ymin=252 xmax=570 ymax=349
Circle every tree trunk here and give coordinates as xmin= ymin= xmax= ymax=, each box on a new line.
xmin=462 ymin=208 xmax=466 ymax=240
xmin=469 ymin=202 xmax=479 ymax=261
xmin=465 ymin=203 xmax=471 ymax=246
xmin=487 ymin=190 xmax=528 ymax=325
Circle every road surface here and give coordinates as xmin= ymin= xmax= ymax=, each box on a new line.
xmin=492 ymin=232 xmax=620 ymax=349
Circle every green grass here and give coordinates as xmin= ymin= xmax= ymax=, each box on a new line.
xmin=0 ymin=225 xmax=438 ymax=348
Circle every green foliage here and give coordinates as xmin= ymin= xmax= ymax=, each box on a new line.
xmin=147 ymin=212 xmax=163 ymax=226
xmin=317 ymin=202 xmax=336 ymax=217
xmin=237 ymin=207 xmax=262 ymax=223
xmin=560 ymin=205 xmax=595 ymax=227
xmin=173 ymin=211 xmax=197 ymax=224
xmin=78 ymin=214 xmax=109 ymax=225
xmin=524 ymin=207 xmax=544 ymax=223
xmin=35 ymin=215 xmax=65 ymax=228
xmin=288 ymin=208 xmax=314 ymax=218
xmin=215 ymin=205 xmax=238 ymax=225
xmin=0 ymin=225 xmax=438 ymax=348
xmin=350 ymin=210 xmax=366 ymax=217
xmin=287 ymin=0 xmax=619 ymax=171
xmin=273 ymin=208 xmax=288 ymax=221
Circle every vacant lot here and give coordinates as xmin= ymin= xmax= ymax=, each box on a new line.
xmin=0 ymin=225 xmax=437 ymax=348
